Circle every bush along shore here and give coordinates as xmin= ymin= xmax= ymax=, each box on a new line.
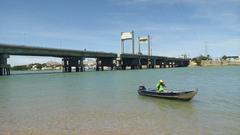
xmin=11 ymin=63 xmax=62 ymax=71
xmin=189 ymin=55 xmax=240 ymax=67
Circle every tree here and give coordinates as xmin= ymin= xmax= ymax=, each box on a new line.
xmin=11 ymin=65 xmax=29 ymax=70
xmin=35 ymin=63 xmax=42 ymax=70
xmin=192 ymin=55 xmax=212 ymax=66
xmin=221 ymin=55 xmax=227 ymax=60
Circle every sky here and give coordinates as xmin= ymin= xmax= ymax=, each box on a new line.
xmin=0 ymin=0 xmax=239 ymax=65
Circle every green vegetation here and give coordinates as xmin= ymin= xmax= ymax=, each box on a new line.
xmin=34 ymin=63 xmax=43 ymax=70
xmin=11 ymin=65 xmax=29 ymax=70
xmin=221 ymin=55 xmax=227 ymax=60
xmin=192 ymin=55 xmax=212 ymax=66
xmin=11 ymin=63 xmax=62 ymax=71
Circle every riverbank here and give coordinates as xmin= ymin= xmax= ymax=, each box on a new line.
xmin=189 ymin=60 xmax=240 ymax=67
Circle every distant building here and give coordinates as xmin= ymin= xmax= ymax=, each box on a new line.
xmin=84 ymin=58 xmax=96 ymax=69
xmin=226 ymin=56 xmax=239 ymax=61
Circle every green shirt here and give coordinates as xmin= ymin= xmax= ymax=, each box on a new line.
xmin=156 ymin=82 xmax=165 ymax=92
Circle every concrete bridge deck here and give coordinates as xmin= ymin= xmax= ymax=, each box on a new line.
xmin=0 ymin=43 xmax=190 ymax=76
xmin=119 ymin=53 xmax=167 ymax=59
xmin=0 ymin=43 xmax=117 ymax=58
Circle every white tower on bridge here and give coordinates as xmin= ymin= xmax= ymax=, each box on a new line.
xmin=138 ymin=35 xmax=151 ymax=56
xmin=121 ymin=31 xmax=134 ymax=54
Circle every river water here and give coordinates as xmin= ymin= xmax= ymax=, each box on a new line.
xmin=0 ymin=66 xmax=239 ymax=135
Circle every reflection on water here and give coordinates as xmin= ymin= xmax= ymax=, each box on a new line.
xmin=0 ymin=66 xmax=240 ymax=135
xmin=138 ymin=95 xmax=201 ymax=135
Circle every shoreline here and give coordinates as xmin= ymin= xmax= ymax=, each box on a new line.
xmin=189 ymin=60 xmax=240 ymax=67
xmin=188 ymin=64 xmax=240 ymax=68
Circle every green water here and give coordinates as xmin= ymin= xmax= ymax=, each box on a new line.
xmin=0 ymin=66 xmax=240 ymax=135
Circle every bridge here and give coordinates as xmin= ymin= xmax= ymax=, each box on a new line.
xmin=0 ymin=43 xmax=189 ymax=76
xmin=118 ymin=54 xmax=189 ymax=70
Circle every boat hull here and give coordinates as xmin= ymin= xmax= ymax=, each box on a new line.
xmin=138 ymin=86 xmax=198 ymax=101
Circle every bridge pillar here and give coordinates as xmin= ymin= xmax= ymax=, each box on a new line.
xmin=148 ymin=58 xmax=155 ymax=69
xmin=156 ymin=59 xmax=166 ymax=69
xmin=162 ymin=62 xmax=166 ymax=68
xmin=121 ymin=65 xmax=126 ymax=70
xmin=172 ymin=62 xmax=176 ymax=67
xmin=96 ymin=57 xmax=115 ymax=71
xmin=79 ymin=59 xmax=84 ymax=72
xmin=63 ymin=58 xmax=68 ymax=72
xmin=117 ymin=57 xmax=140 ymax=70
xmin=101 ymin=66 xmax=104 ymax=71
xmin=168 ymin=62 xmax=172 ymax=68
xmin=96 ymin=58 xmax=100 ymax=71
xmin=148 ymin=59 xmax=151 ymax=69
xmin=76 ymin=67 xmax=79 ymax=72
xmin=159 ymin=62 xmax=162 ymax=68
xmin=152 ymin=59 xmax=156 ymax=68
xmin=0 ymin=54 xmax=10 ymax=76
xmin=62 ymin=57 xmax=84 ymax=73
xmin=68 ymin=67 xmax=72 ymax=72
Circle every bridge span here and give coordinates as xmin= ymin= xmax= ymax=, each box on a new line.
xmin=0 ymin=43 xmax=189 ymax=76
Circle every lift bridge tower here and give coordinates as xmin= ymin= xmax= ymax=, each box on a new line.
xmin=120 ymin=31 xmax=135 ymax=54
xmin=138 ymin=35 xmax=151 ymax=56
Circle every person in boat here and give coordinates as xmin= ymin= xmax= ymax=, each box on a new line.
xmin=156 ymin=80 xmax=166 ymax=92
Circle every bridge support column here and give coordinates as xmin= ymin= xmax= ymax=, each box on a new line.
xmin=79 ymin=59 xmax=84 ymax=72
xmin=168 ymin=62 xmax=171 ymax=68
xmin=152 ymin=59 xmax=156 ymax=68
xmin=159 ymin=63 xmax=162 ymax=68
xmin=63 ymin=58 xmax=68 ymax=72
xmin=161 ymin=62 xmax=166 ymax=68
xmin=68 ymin=67 xmax=72 ymax=72
xmin=96 ymin=57 xmax=115 ymax=71
xmin=172 ymin=62 xmax=176 ymax=67
xmin=96 ymin=58 xmax=100 ymax=71
xmin=64 ymin=66 xmax=67 ymax=72
xmin=121 ymin=66 xmax=126 ymax=70
xmin=76 ymin=67 xmax=79 ymax=72
xmin=148 ymin=59 xmax=151 ymax=69
xmin=78 ymin=58 xmax=84 ymax=72
xmin=62 ymin=57 xmax=84 ymax=73
xmin=148 ymin=58 xmax=155 ymax=69
xmin=0 ymin=54 xmax=10 ymax=76
xmin=171 ymin=61 xmax=174 ymax=67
